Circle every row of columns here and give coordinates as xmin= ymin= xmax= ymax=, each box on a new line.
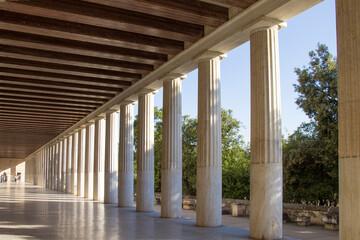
xmin=25 ymin=25 xmax=284 ymax=239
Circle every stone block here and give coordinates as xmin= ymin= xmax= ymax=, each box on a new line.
xmin=296 ymin=216 xmax=311 ymax=226
xmin=322 ymin=214 xmax=339 ymax=230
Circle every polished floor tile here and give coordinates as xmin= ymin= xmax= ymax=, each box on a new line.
xmin=0 ymin=183 xmax=337 ymax=240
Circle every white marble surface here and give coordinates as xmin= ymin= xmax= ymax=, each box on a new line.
xmin=250 ymin=26 xmax=283 ymax=240
xmin=337 ymin=0 xmax=360 ymax=238
xmin=137 ymin=93 xmax=155 ymax=212
xmin=161 ymin=76 xmax=183 ymax=218
xmin=196 ymin=55 xmax=222 ymax=227
xmin=118 ymin=103 xmax=134 ymax=207
xmin=104 ymin=112 xmax=118 ymax=204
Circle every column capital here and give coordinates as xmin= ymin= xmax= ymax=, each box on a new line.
xmin=159 ymin=73 xmax=187 ymax=83
xmin=105 ymin=109 xmax=118 ymax=115
xmin=93 ymin=115 xmax=105 ymax=121
xmin=250 ymin=22 xmax=287 ymax=35
xmin=105 ymin=105 xmax=120 ymax=114
xmin=193 ymin=50 xmax=227 ymax=62
xmin=138 ymin=88 xmax=158 ymax=96
xmin=84 ymin=121 xmax=94 ymax=126
xmin=120 ymin=100 xmax=136 ymax=107
xmin=77 ymin=126 xmax=86 ymax=131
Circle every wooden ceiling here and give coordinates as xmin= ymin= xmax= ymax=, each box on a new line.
xmin=0 ymin=0 xmax=258 ymax=159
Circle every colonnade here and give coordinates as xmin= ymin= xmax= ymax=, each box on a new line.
xmin=25 ymin=24 xmax=284 ymax=240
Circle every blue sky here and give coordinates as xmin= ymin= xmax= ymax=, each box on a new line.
xmin=152 ymin=0 xmax=337 ymax=143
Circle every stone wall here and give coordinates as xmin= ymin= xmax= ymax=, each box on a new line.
xmin=153 ymin=193 xmax=338 ymax=230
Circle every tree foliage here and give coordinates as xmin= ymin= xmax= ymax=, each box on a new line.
xmin=134 ymin=107 xmax=250 ymax=199
xmin=283 ymin=44 xmax=338 ymax=205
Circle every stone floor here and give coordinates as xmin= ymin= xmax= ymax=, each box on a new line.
xmin=0 ymin=183 xmax=338 ymax=240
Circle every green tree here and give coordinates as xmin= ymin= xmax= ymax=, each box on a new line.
xmin=283 ymin=123 xmax=336 ymax=204
xmin=221 ymin=109 xmax=250 ymax=199
xmin=182 ymin=115 xmax=198 ymax=196
xmin=283 ymin=44 xmax=338 ymax=205
xmin=135 ymin=107 xmax=250 ymax=199
xmin=154 ymin=107 xmax=162 ymax=192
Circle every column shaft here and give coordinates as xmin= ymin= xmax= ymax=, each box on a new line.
xmin=61 ymin=138 xmax=67 ymax=192
xmin=52 ymin=144 xmax=56 ymax=190
xmin=11 ymin=166 xmax=16 ymax=182
xmin=161 ymin=77 xmax=182 ymax=218
xmin=118 ymin=103 xmax=134 ymax=207
xmin=93 ymin=118 xmax=102 ymax=200
xmin=71 ymin=132 xmax=78 ymax=195
xmin=196 ymin=55 xmax=222 ymax=227
xmin=250 ymin=26 xmax=282 ymax=240
xmin=66 ymin=136 xmax=72 ymax=193
xmin=46 ymin=146 xmax=50 ymax=188
xmin=57 ymin=141 xmax=62 ymax=191
xmin=337 ymin=0 xmax=360 ymax=238
xmin=77 ymin=128 xmax=85 ymax=197
xmin=104 ymin=111 xmax=118 ymax=204
xmin=137 ymin=93 xmax=155 ymax=212
xmin=85 ymin=124 xmax=94 ymax=198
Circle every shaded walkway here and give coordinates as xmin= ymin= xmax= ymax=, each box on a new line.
xmin=0 ymin=183 xmax=337 ymax=239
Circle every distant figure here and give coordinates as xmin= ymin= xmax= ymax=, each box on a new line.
xmin=3 ymin=173 xmax=7 ymax=183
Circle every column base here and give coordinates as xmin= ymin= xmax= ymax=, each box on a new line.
xmin=250 ymin=163 xmax=282 ymax=240
xmin=196 ymin=166 xmax=222 ymax=227
xmin=161 ymin=168 xmax=182 ymax=218
xmin=136 ymin=169 xmax=154 ymax=212
xmin=118 ymin=171 xmax=134 ymax=207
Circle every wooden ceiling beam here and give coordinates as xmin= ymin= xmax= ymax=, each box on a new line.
xmin=13 ymin=0 xmax=204 ymax=42
xmin=0 ymin=52 xmax=149 ymax=76
xmin=199 ymin=0 xmax=257 ymax=9
xmin=0 ymin=56 xmax=142 ymax=81
xmin=0 ymin=121 xmax=71 ymax=128
xmin=1 ymin=100 xmax=97 ymax=112
xmin=0 ymin=71 xmax=132 ymax=89
xmin=0 ymin=30 xmax=168 ymax=65
xmin=83 ymin=0 xmax=228 ymax=27
xmin=0 ymin=44 xmax=153 ymax=74
xmin=0 ymin=18 xmax=184 ymax=55
xmin=0 ymin=116 xmax=78 ymax=125
xmin=0 ymin=77 xmax=123 ymax=94
xmin=0 ymin=125 xmax=67 ymax=132
xmin=0 ymin=113 xmax=80 ymax=122
xmin=0 ymin=107 xmax=88 ymax=117
xmin=0 ymin=89 xmax=108 ymax=104
xmin=0 ymin=82 xmax=117 ymax=99
xmin=0 ymin=96 xmax=101 ymax=108
xmin=0 ymin=113 xmax=82 ymax=122
xmin=0 ymin=103 xmax=92 ymax=114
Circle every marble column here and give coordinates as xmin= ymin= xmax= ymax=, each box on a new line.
xmin=195 ymin=51 xmax=224 ymax=227
xmin=249 ymin=26 xmax=283 ymax=240
xmin=93 ymin=116 xmax=104 ymax=201
xmin=161 ymin=75 xmax=183 ymax=218
xmin=137 ymin=91 xmax=155 ymax=212
xmin=57 ymin=141 xmax=62 ymax=191
xmin=52 ymin=144 xmax=56 ymax=190
xmin=84 ymin=123 xmax=94 ymax=199
xmin=66 ymin=135 xmax=72 ymax=193
xmin=77 ymin=128 xmax=85 ymax=197
xmin=10 ymin=166 xmax=16 ymax=182
xmin=48 ymin=145 xmax=52 ymax=188
xmin=104 ymin=110 xmax=118 ymax=204
xmin=118 ymin=102 xmax=134 ymax=207
xmin=71 ymin=132 xmax=78 ymax=195
xmin=46 ymin=146 xmax=50 ymax=188
xmin=337 ymin=0 xmax=360 ymax=238
xmin=61 ymin=138 xmax=67 ymax=192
